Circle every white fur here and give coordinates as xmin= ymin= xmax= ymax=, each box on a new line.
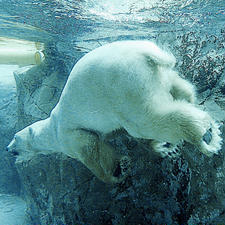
xmin=8 ymin=40 xmax=222 ymax=183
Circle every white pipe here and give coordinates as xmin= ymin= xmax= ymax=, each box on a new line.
xmin=0 ymin=37 xmax=45 ymax=66
xmin=0 ymin=49 xmax=45 ymax=65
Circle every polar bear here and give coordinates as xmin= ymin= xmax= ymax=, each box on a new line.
xmin=7 ymin=40 xmax=222 ymax=183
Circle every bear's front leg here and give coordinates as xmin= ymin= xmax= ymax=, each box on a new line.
xmin=61 ymin=129 xmax=131 ymax=183
xmin=151 ymin=102 xmax=222 ymax=157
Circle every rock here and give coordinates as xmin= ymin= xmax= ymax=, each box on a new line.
xmin=14 ymin=62 xmax=69 ymax=130
xmin=0 ymin=66 xmax=21 ymax=194
xmin=0 ymin=152 xmax=21 ymax=195
xmin=0 ymin=66 xmax=17 ymax=150
xmin=12 ymin=31 xmax=225 ymax=224
xmin=173 ymin=32 xmax=225 ymax=94
xmin=16 ymin=141 xmax=190 ymax=225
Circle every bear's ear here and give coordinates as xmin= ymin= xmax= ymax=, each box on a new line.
xmin=143 ymin=47 xmax=176 ymax=69
xmin=145 ymin=56 xmax=156 ymax=68
xmin=29 ymin=127 xmax=34 ymax=140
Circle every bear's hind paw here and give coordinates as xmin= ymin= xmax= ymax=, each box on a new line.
xmin=151 ymin=141 xmax=181 ymax=158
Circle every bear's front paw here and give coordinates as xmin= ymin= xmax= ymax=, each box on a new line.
xmin=200 ymin=122 xmax=222 ymax=157
xmin=113 ymin=156 xmax=131 ymax=181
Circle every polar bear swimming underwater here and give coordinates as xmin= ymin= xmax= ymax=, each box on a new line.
xmin=7 ymin=40 xmax=222 ymax=183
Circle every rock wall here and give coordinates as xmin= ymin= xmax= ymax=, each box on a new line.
xmin=0 ymin=67 xmax=21 ymax=194
xmin=14 ymin=33 xmax=225 ymax=225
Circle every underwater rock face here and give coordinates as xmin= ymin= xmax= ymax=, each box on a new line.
xmin=16 ymin=140 xmax=191 ymax=225
xmin=0 ymin=71 xmax=17 ymax=149
xmin=0 ymin=68 xmax=21 ymax=194
xmin=0 ymin=152 xmax=21 ymax=195
xmin=14 ymin=64 xmax=69 ymax=130
xmin=15 ymin=32 xmax=225 ymax=225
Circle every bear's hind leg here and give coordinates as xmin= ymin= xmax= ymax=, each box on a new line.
xmin=61 ymin=128 xmax=130 ymax=183
xmin=82 ymin=138 xmax=131 ymax=183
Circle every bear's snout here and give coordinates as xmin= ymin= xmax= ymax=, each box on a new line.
xmin=6 ymin=139 xmax=19 ymax=156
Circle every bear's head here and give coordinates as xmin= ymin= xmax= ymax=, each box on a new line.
xmin=7 ymin=127 xmax=33 ymax=157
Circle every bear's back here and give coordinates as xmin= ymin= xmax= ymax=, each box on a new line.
xmin=53 ymin=41 xmax=176 ymax=132
xmin=64 ymin=40 xmax=175 ymax=99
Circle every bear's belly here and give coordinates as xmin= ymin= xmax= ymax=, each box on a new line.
xmin=54 ymin=102 xmax=121 ymax=135
xmin=73 ymin=111 xmax=121 ymax=134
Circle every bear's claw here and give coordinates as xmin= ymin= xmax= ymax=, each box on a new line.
xmin=200 ymin=121 xmax=222 ymax=157
xmin=113 ymin=156 xmax=131 ymax=179
xmin=203 ymin=127 xmax=212 ymax=145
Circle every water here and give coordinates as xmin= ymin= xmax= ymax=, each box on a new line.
xmin=1 ymin=0 xmax=223 ymax=89
xmin=0 ymin=65 xmax=17 ymax=86
xmin=0 ymin=194 xmax=27 ymax=225
xmin=0 ymin=0 xmax=224 ymax=57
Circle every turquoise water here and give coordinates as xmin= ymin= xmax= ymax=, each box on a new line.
xmin=0 ymin=0 xmax=224 ymax=56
